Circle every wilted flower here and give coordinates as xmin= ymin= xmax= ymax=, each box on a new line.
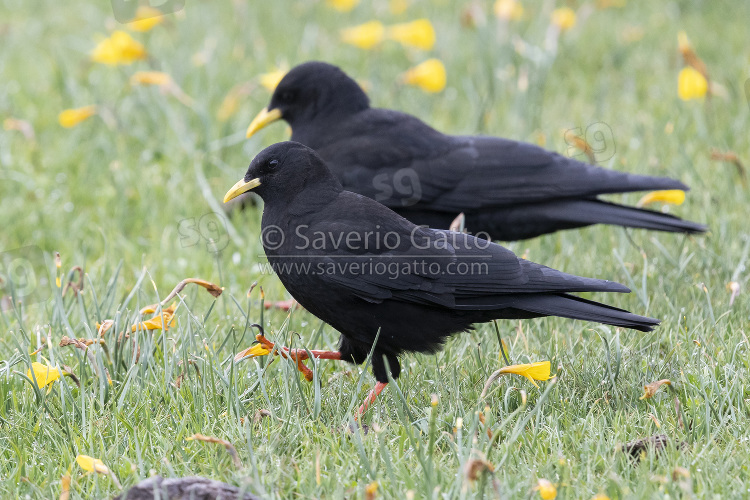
xmin=326 ymin=0 xmax=359 ymax=12
xmin=132 ymin=304 xmax=177 ymax=332
xmin=386 ymin=19 xmax=436 ymax=50
xmin=402 ymin=59 xmax=446 ymax=93
xmin=498 ymin=361 xmax=553 ymax=388
xmin=27 ymin=361 xmax=61 ymax=389
xmin=636 ymin=189 xmax=685 ymax=207
xmin=365 ymin=481 xmax=378 ymax=500
xmin=91 ymin=31 xmax=147 ymax=65
xmin=127 ymin=6 xmax=164 ymax=32
xmin=640 ymin=379 xmax=671 ymax=400
xmin=130 ymin=70 xmax=172 ymax=87
xmin=58 ymin=106 xmax=97 ymax=128
xmin=76 ymin=455 xmax=109 ymax=474
xmin=494 ymin=0 xmax=524 ymax=21
xmin=678 ymin=67 xmax=708 ymax=100
xmin=341 ymin=21 xmax=385 ymax=49
xmin=536 ymin=479 xmax=557 ymax=499
xmin=551 ymin=7 xmax=576 ymax=30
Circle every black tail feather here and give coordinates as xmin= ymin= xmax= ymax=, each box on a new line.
xmin=512 ymin=293 xmax=660 ymax=332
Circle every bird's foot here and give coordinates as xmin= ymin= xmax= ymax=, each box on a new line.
xmin=234 ymin=333 xmax=341 ymax=382
xmin=356 ymin=381 xmax=388 ymax=418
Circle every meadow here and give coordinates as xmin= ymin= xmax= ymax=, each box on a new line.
xmin=0 ymin=0 xmax=748 ymax=498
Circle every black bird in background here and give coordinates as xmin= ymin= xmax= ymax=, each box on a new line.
xmin=244 ymin=61 xmax=706 ymax=241
xmin=224 ymin=142 xmax=659 ymax=414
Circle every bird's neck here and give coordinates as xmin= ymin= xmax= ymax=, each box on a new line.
xmin=289 ymin=109 xmax=362 ymax=149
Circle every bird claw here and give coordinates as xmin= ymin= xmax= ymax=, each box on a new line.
xmin=234 ymin=333 xmax=313 ymax=381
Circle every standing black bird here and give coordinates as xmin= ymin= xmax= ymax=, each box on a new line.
xmin=224 ymin=142 xmax=659 ymax=413
xmin=244 ymin=61 xmax=706 ymax=241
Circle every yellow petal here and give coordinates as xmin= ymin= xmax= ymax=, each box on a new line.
xmin=636 ymin=189 xmax=686 ymax=207
xmin=402 ymin=58 xmax=446 ymax=93
xmin=75 ymin=455 xmax=110 ymax=474
xmin=640 ymin=379 xmax=671 ymax=400
xmin=326 ymin=0 xmax=359 ymax=12
xmin=91 ymin=31 xmax=147 ymax=66
xmin=341 ymin=21 xmax=385 ymax=50
xmin=551 ymin=7 xmax=576 ymax=30
xmin=591 ymin=495 xmax=611 ymax=500
xmin=132 ymin=311 xmax=176 ymax=332
xmin=537 ymin=479 xmax=557 ymax=499
xmin=499 ymin=361 xmax=552 ymax=388
xmin=127 ymin=6 xmax=164 ymax=32
xmin=494 ymin=0 xmax=524 ymax=21
xmin=27 ymin=362 xmax=61 ymax=388
xmin=386 ymin=19 xmax=436 ymax=50
xmin=130 ymin=71 xmax=172 ymax=86
xmin=234 ymin=343 xmax=271 ymax=361
xmin=58 ymin=106 xmax=97 ymax=128
xmin=259 ymin=67 xmax=287 ymax=92
xmin=678 ymin=66 xmax=708 ymax=100
xmin=60 ymin=474 xmax=71 ymax=500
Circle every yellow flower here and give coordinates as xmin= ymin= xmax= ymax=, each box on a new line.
xmin=341 ymin=21 xmax=385 ymax=50
xmin=127 ymin=6 xmax=164 ymax=32
xmin=58 ymin=106 xmax=97 ymax=128
xmin=91 ymin=30 xmax=147 ymax=66
xmin=386 ymin=19 xmax=436 ymax=50
xmin=591 ymin=494 xmax=611 ymax=500
xmin=27 ymin=362 xmax=61 ymax=388
xmin=678 ymin=66 xmax=708 ymax=100
xmin=498 ymin=361 xmax=553 ymax=388
xmin=494 ymin=0 xmax=524 ymax=21
xmin=551 ymin=7 xmax=576 ymax=31
xmin=390 ymin=0 xmax=409 ymax=15
xmin=132 ymin=306 xmax=177 ymax=332
xmin=76 ymin=455 xmax=110 ymax=474
xmin=130 ymin=70 xmax=172 ymax=87
xmin=537 ymin=479 xmax=557 ymax=499
xmin=234 ymin=343 xmax=272 ymax=361
xmin=639 ymin=379 xmax=671 ymax=400
xmin=636 ymin=189 xmax=685 ymax=208
xmin=259 ymin=67 xmax=287 ymax=92
xmin=326 ymin=0 xmax=358 ymax=12
xmin=402 ymin=59 xmax=446 ymax=93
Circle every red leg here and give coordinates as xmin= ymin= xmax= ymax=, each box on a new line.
xmin=234 ymin=334 xmax=341 ymax=381
xmin=356 ymin=381 xmax=388 ymax=417
xmin=264 ymin=299 xmax=299 ymax=311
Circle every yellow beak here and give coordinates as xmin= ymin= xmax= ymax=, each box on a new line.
xmin=223 ymin=177 xmax=261 ymax=203
xmin=246 ymin=107 xmax=282 ymax=138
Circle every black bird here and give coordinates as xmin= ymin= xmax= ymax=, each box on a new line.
xmin=244 ymin=61 xmax=706 ymax=241
xmin=224 ymin=142 xmax=659 ymax=413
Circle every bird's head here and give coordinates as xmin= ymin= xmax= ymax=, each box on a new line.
xmin=223 ymin=141 xmax=341 ymax=205
xmin=246 ymin=61 xmax=370 ymax=138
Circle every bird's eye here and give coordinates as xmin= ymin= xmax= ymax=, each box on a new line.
xmin=268 ymin=159 xmax=279 ymax=169
xmin=280 ymin=91 xmax=295 ymax=102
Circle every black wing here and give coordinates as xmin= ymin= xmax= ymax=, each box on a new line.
xmin=307 ymin=192 xmax=629 ymax=310
xmin=315 ymin=109 xmax=687 ymax=212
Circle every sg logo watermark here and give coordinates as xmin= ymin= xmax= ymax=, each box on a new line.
xmin=0 ymin=246 xmax=50 ymax=308
xmin=564 ymin=122 xmax=616 ymax=163
xmin=372 ymin=168 xmax=423 ymax=207
xmin=111 ymin=0 xmax=185 ymax=23
xmin=178 ymin=212 xmax=230 ymax=253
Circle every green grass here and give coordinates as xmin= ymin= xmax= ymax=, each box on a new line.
xmin=1 ymin=0 xmax=749 ymax=498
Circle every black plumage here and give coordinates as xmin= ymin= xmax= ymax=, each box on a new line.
xmin=224 ymin=142 xmax=659 ymax=389
xmin=245 ymin=61 xmax=706 ymax=241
